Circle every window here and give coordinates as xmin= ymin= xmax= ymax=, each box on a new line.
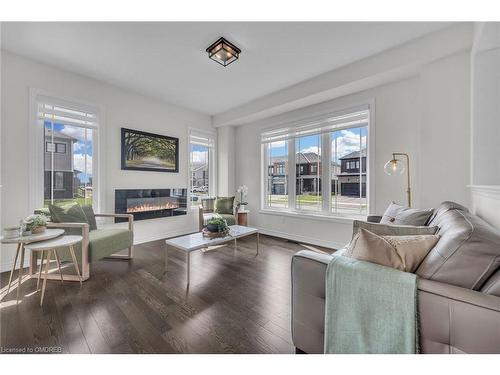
xmin=296 ymin=134 xmax=321 ymax=211
xmin=262 ymin=106 xmax=370 ymax=218
xmin=331 ymin=125 xmax=367 ymax=215
xmin=264 ymin=140 xmax=289 ymax=208
xmin=189 ymin=130 xmax=216 ymax=208
xmin=54 ymin=171 xmax=64 ymax=189
xmin=38 ymin=97 xmax=98 ymax=208
xmin=46 ymin=142 xmax=55 ymax=153
xmin=56 ymin=143 xmax=67 ymax=154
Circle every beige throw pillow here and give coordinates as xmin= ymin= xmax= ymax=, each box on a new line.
xmin=352 ymin=220 xmax=438 ymax=239
xmin=344 ymin=228 xmax=439 ymax=272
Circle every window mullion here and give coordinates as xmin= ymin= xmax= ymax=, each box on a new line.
xmin=321 ymin=133 xmax=331 ymax=213
xmin=287 ymin=137 xmax=296 ymax=210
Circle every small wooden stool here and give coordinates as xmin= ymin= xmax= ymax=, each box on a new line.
xmin=24 ymin=235 xmax=83 ymax=306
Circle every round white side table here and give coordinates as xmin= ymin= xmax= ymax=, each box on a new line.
xmin=24 ymin=235 xmax=83 ymax=306
xmin=1 ymin=228 xmax=64 ymax=303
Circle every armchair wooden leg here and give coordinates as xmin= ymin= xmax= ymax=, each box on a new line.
xmin=105 ymin=248 xmax=133 ymax=260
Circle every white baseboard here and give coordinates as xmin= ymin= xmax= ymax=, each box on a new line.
xmin=256 ymin=227 xmax=344 ymax=250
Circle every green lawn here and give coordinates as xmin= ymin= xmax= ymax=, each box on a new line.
xmin=269 ymin=194 xmax=322 ymax=205
xmin=44 ymin=197 xmax=92 ymax=208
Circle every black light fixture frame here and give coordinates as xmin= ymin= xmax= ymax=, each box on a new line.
xmin=206 ymin=37 xmax=241 ymax=67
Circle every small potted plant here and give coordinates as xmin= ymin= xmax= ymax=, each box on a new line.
xmin=23 ymin=214 xmax=48 ymax=234
xmin=236 ymin=185 xmax=249 ymax=211
xmin=205 ymin=217 xmax=229 ymax=235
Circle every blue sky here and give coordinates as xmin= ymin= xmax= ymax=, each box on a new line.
xmin=190 ymin=144 xmax=209 ymax=164
xmin=269 ymin=126 xmax=367 ymax=162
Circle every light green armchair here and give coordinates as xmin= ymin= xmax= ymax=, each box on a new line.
xmin=198 ymin=197 xmax=236 ymax=231
xmin=32 ymin=207 xmax=133 ymax=282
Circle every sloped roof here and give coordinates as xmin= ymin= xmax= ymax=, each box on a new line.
xmin=339 ymin=149 xmax=367 ymax=160
xmin=270 ymin=152 xmax=340 ymax=166
xmin=44 ymin=128 xmax=78 ymax=142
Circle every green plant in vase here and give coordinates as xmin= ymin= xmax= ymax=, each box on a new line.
xmin=23 ymin=214 xmax=48 ymax=234
xmin=206 ymin=217 xmax=229 ymax=235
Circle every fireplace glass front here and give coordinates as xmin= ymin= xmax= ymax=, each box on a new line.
xmin=115 ymin=189 xmax=187 ymax=222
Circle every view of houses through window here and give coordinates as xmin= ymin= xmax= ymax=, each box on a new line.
xmin=296 ymin=134 xmax=322 ymax=211
xmin=263 ymin=108 xmax=369 ymax=217
xmin=266 ymin=140 xmax=289 ymax=208
xmin=41 ymin=101 xmax=97 ymax=208
xmin=189 ymin=132 xmax=215 ymax=208
xmin=331 ymin=126 xmax=367 ymax=214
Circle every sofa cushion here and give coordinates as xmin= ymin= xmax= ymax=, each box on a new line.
xmin=49 ymin=202 xmax=88 ymax=224
xmin=481 ymin=269 xmax=500 ymax=297
xmin=202 ymin=213 xmax=235 ymax=226
xmin=380 ymin=202 xmax=433 ymax=226
xmin=81 ymin=205 xmax=98 ymax=231
xmin=416 ymin=202 xmax=500 ymax=290
xmin=345 ymin=228 xmax=439 ymax=272
xmin=215 ymin=196 xmax=234 ymax=214
xmin=219 ymin=214 xmax=236 ymax=226
xmin=88 ymin=228 xmax=133 ymax=262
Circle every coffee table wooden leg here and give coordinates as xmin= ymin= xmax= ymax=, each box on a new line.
xmin=37 ymin=251 xmax=46 ymax=290
xmin=16 ymin=244 xmax=26 ymax=304
xmin=6 ymin=243 xmax=21 ymax=296
xmin=53 ymin=250 xmax=64 ymax=284
xmin=40 ymin=250 xmax=53 ymax=306
xmin=69 ymin=245 xmax=82 ymax=285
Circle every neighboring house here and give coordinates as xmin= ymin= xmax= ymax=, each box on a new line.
xmin=44 ymin=129 xmax=77 ymax=200
xmin=268 ymin=152 xmax=341 ymax=195
xmin=191 ymin=162 xmax=208 ymax=189
xmin=337 ymin=149 xmax=367 ymax=197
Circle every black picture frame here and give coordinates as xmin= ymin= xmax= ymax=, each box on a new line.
xmin=121 ymin=128 xmax=179 ymax=173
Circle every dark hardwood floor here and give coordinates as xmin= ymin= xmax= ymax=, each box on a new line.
xmin=0 ymin=234 xmax=334 ymax=354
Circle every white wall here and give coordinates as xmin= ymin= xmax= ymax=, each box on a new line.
xmin=234 ymin=52 xmax=471 ymax=249
xmin=469 ymin=22 xmax=500 ymax=230
xmin=0 ymin=51 xmax=213 ymax=271
xmin=217 ymin=125 xmax=235 ymax=196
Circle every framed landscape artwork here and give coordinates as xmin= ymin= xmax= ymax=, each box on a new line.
xmin=121 ymin=128 xmax=179 ymax=172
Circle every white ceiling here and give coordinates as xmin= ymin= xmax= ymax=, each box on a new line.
xmin=1 ymin=22 xmax=451 ymax=115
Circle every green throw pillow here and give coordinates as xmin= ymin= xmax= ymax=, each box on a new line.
xmin=81 ymin=205 xmax=98 ymax=231
xmin=215 ymin=196 xmax=235 ymax=215
xmin=49 ymin=202 xmax=88 ymax=224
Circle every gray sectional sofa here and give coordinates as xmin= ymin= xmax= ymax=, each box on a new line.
xmin=291 ymin=201 xmax=500 ymax=354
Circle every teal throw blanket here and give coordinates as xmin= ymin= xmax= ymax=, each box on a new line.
xmin=324 ymin=255 xmax=418 ymax=354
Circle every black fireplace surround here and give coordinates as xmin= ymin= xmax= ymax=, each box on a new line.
xmin=114 ymin=189 xmax=187 ymax=222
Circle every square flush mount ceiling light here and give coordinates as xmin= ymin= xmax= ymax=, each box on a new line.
xmin=206 ymin=37 xmax=241 ymax=67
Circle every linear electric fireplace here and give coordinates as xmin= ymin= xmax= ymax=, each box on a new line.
xmin=115 ymin=189 xmax=187 ymax=222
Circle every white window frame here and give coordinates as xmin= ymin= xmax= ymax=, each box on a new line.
xmin=188 ymin=128 xmax=217 ymax=210
xmin=29 ymin=89 xmax=105 ymax=213
xmin=260 ymin=101 xmax=375 ymax=221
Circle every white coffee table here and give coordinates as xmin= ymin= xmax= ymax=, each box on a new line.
xmin=165 ymin=225 xmax=259 ymax=286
